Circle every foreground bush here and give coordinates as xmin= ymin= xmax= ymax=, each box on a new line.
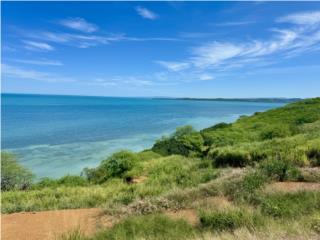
xmin=222 ymin=170 xmax=267 ymax=203
xmin=1 ymin=152 xmax=34 ymax=191
xmin=152 ymin=125 xmax=205 ymax=157
xmin=259 ymin=158 xmax=301 ymax=182
xmin=83 ymin=150 xmax=139 ymax=184
xmin=34 ymin=175 xmax=89 ymax=189
xmin=209 ymin=147 xmax=252 ymax=167
xmin=199 ymin=208 xmax=263 ymax=231
xmin=261 ymin=191 xmax=320 ymax=218
xmin=94 ymin=214 xmax=196 ymax=240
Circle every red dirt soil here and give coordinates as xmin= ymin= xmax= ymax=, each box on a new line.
xmin=265 ymin=181 xmax=320 ymax=193
xmin=1 ymin=208 xmax=114 ymax=240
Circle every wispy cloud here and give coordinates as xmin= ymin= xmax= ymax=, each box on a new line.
xmin=191 ymin=28 xmax=299 ymax=68
xmin=277 ymin=11 xmax=320 ymax=25
xmin=23 ymin=40 xmax=54 ymax=51
xmin=11 ymin=59 xmax=63 ymax=66
xmin=156 ymin=61 xmax=190 ymax=72
xmin=135 ymin=6 xmax=158 ymax=20
xmin=16 ymin=28 xmax=178 ymax=49
xmin=199 ymin=74 xmax=214 ymax=81
xmin=157 ymin=10 xmax=320 ymax=78
xmin=89 ymin=76 xmax=153 ymax=88
xmin=2 ymin=64 xmax=75 ymax=83
xmin=59 ymin=17 xmax=98 ymax=33
xmin=211 ymin=21 xmax=255 ymax=27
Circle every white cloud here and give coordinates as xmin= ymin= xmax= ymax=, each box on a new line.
xmin=211 ymin=21 xmax=255 ymax=27
xmin=19 ymin=30 xmax=178 ymax=49
xmin=192 ymin=42 xmax=243 ymax=68
xmin=156 ymin=61 xmax=190 ymax=71
xmin=2 ymin=64 xmax=75 ymax=83
xmin=277 ymin=11 xmax=320 ymax=25
xmin=12 ymin=59 xmax=63 ymax=66
xmin=135 ymin=6 xmax=158 ymax=20
xmin=59 ymin=17 xmax=98 ymax=33
xmin=23 ymin=40 xmax=54 ymax=51
xmin=199 ymin=74 xmax=214 ymax=81
xmin=156 ymin=11 xmax=320 ymax=83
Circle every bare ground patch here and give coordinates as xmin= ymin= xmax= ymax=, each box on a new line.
xmin=164 ymin=209 xmax=199 ymax=226
xmin=1 ymin=208 xmax=115 ymax=240
xmin=265 ymin=182 xmax=320 ymax=193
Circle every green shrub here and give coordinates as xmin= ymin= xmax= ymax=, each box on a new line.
xmin=261 ymin=191 xmax=320 ymax=218
xmin=1 ymin=152 xmax=34 ymax=191
xmin=223 ymin=171 xmax=267 ymax=203
xmin=307 ymin=147 xmax=320 ymax=167
xmin=94 ymin=214 xmax=196 ymax=240
xmin=201 ymin=122 xmax=231 ymax=132
xmin=259 ymin=158 xmax=301 ymax=182
xmin=260 ymin=124 xmax=292 ymax=140
xmin=83 ymin=150 xmax=139 ymax=184
xmin=199 ymin=208 xmax=263 ymax=232
xmin=209 ymin=147 xmax=252 ymax=167
xmin=310 ymin=216 xmax=320 ymax=233
xmin=137 ymin=150 xmax=162 ymax=161
xmin=152 ymin=125 xmax=205 ymax=157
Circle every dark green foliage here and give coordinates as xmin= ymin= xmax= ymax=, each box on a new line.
xmin=261 ymin=191 xmax=320 ymax=218
xmin=152 ymin=98 xmax=320 ymax=168
xmin=33 ymin=176 xmax=89 ymax=189
xmin=1 ymin=152 xmax=34 ymax=191
xmin=199 ymin=208 xmax=263 ymax=231
xmin=209 ymin=147 xmax=252 ymax=167
xmin=260 ymin=124 xmax=292 ymax=140
xmin=152 ymin=125 xmax=205 ymax=157
xmin=259 ymin=158 xmax=301 ymax=182
xmin=223 ymin=171 xmax=267 ymax=203
xmin=201 ymin=122 xmax=231 ymax=132
xmin=174 ymin=125 xmax=196 ymax=138
xmin=94 ymin=214 xmax=195 ymax=240
xmin=83 ymin=150 xmax=139 ymax=184
xmin=307 ymin=147 xmax=320 ymax=167
xmin=310 ymin=217 xmax=320 ymax=233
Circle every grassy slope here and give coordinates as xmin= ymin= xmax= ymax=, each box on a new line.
xmin=2 ymin=98 xmax=320 ymax=239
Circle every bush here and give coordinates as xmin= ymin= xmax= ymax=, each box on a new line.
xmin=209 ymin=147 xmax=252 ymax=167
xmin=199 ymin=208 xmax=263 ymax=231
xmin=307 ymin=147 xmax=320 ymax=167
xmin=261 ymin=191 xmax=320 ymax=218
xmin=223 ymin=171 xmax=267 ymax=203
xmin=152 ymin=126 xmax=204 ymax=157
xmin=260 ymin=124 xmax=292 ymax=140
xmin=83 ymin=150 xmax=139 ymax=184
xmin=201 ymin=122 xmax=231 ymax=132
xmin=1 ymin=152 xmax=34 ymax=191
xmin=310 ymin=216 xmax=320 ymax=233
xmin=259 ymin=158 xmax=301 ymax=182
xmin=94 ymin=214 xmax=196 ymax=240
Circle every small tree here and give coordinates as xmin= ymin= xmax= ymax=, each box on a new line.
xmin=83 ymin=150 xmax=139 ymax=184
xmin=1 ymin=152 xmax=34 ymax=191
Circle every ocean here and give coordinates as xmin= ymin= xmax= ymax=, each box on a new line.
xmin=1 ymin=93 xmax=284 ymax=178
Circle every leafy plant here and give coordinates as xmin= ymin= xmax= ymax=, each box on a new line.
xmin=83 ymin=150 xmax=139 ymax=184
xmin=1 ymin=152 xmax=34 ymax=191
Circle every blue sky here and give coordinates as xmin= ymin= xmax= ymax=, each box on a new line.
xmin=2 ymin=1 xmax=320 ymax=98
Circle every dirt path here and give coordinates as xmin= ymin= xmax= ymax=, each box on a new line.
xmin=265 ymin=181 xmax=320 ymax=193
xmin=1 ymin=208 xmax=114 ymax=240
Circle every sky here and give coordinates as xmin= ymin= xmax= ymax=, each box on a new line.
xmin=2 ymin=1 xmax=320 ymax=98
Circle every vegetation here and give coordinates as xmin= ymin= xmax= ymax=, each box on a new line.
xmin=2 ymin=98 xmax=320 ymax=240
xmin=94 ymin=214 xmax=196 ymax=240
xmin=1 ymin=152 xmax=34 ymax=191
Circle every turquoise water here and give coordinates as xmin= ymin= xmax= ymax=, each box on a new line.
xmin=2 ymin=93 xmax=284 ymax=178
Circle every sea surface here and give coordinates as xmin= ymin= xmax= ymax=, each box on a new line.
xmin=1 ymin=93 xmax=284 ymax=178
